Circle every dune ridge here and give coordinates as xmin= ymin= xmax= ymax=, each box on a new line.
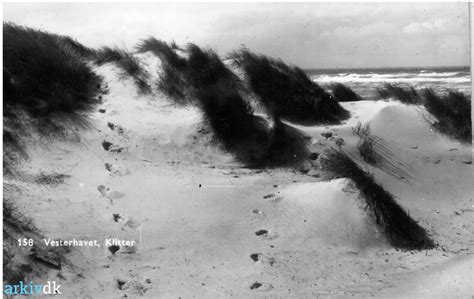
xmin=3 ymin=23 xmax=473 ymax=297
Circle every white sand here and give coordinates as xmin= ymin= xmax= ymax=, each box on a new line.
xmin=11 ymin=53 xmax=473 ymax=297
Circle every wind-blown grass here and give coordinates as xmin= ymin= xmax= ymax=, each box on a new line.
xmin=144 ymin=41 xmax=309 ymax=166
xmin=331 ymin=83 xmax=363 ymax=102
xmin=95 ymin=46 xmax=151 ymax=94
xmin=377 ymin=83 xmax=471 ymax=143
xmin=377 ymin=83 xmax=421 ymax=104
xmin=320 ymin=149 xmax=434 ymax=250
xmin=187 ymin=44 xmax=240 ymax=87
xmin=96 ymin=47 xmax=141 ymax=76
xmin=422 ymin=89 xmax=471 ymax=143
xmin=187 ymin=45 xmax=309 ymax=167
xmin=3 ymin=23 xmax=103 ymax=174
xmin=228 ymin=49 xmax=349 ymax=125
xmin=136 ymin=38 xmax=189 ymax=102
xmin=352 ymin=122 xmax=412 ymax=180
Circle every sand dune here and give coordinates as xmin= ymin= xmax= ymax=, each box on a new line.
xmin=5 ymin=50 xmax=473 ymax=298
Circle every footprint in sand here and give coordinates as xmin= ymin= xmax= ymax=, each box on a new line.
xmin=102 ymin=140 xmax=126 ymax=153
xmin=108 ymin=242 xmax=137 ymax=256
xmin=250 ymin=253 xmax=261 ymax=262
xmin=97 ymin=185 xmax=125 ymax=201
xmin=262 ymin=193 xmax=282 ymax=203
xmin=108 ymin=191 xmax=125 ymax=199
xmin=97 ymin=185 xmax=109 ymax=196
xmin=250 ymin=253 xmax=275 ymax=266
xmin=255 ymin=229 xmax=278 ymax=240
xmin=102 ymin=140 xmax=113 ymax=151
xmin=108 ymin=245 xmax=120 ymax=255
xmin=117 ymin=245 xmax=137 ymax=254
xmin=104 ymin=163 xmax=130 ymax=176
xmin=112 ymin=213 xmax=142 ymax=230
xmin=107 ymin=122 xmax=127 ymax=137
xmin=251 ymin=209 xmax=264 ymax=216
xmin=250 ymin=281 xmax=273 ymax=291
xmin=116 ymin=278 xmax=151 ymax=295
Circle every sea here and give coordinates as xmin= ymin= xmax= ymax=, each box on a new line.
xmin=306 ymin=66 xmax=471 ymax=101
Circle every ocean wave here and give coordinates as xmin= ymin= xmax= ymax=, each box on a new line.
xmin=417 ymin=72 xmax=461 ymax=77
xmin=312 ymin=74 xmax=470 ymax=84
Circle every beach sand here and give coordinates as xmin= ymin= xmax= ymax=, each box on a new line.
xmin=9 ymin=53 xmax=473 ymax=298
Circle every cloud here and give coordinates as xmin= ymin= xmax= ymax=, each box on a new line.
xmin=3 ymin=3 xmax=469 ymax=68
xmin=403 ymin=19 xmax=455 ymax=34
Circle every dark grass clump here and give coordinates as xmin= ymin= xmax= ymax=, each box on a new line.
xmin=320 ymin=149 xmax=434 ymax=250
xmin=228 ymin=49 xmax=349 ymax=125
xmin=3 ymin=23 xmax=103 ymax=175
xmin=95 ymin=46 xmax=151 ymax=94
xmin=159 ymin=66 xmax=187 ymax=101
xmin=352 ymin=122 xmax=412 ymax=180
xmin=422 ymin=89 xmax=471 ymax=143
xmin=136 ymin=38 xmax=188 ymax=102
xmin=188 ymin=46 xmax=309 ymax=167
xmin=196 ymin=88 xmax=309 ymax=167
xmin=262 ymin=118 xmax=310 ymax=167
xmin=139 ymin=40 xmax=310 ymax=166
xmin=4 ymin=23 xmax=102 ymax=116
xmin=194 ymin=88 xmax=268 ymax=163
xmin=331 ymin=83 xmax=363 ymax=102
xmin=186 ymin=44 xmax=242 ymax=90
xmin=377 ymin=83 xmax=421 ymax=104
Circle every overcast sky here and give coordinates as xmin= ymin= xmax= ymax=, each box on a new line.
xmin=3 ymin=3 xmax=470 ymax=68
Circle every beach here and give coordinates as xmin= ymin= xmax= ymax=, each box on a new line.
xmin=4 ymin=50 xmax=472 ymax=298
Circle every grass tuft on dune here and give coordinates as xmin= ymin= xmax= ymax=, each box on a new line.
xmin=321 ymin=149 xmax=435 ymax=250
xmin=137 ymin=38 xmax=189 ymax=102
xmin=186 ymin=45 xmax=309 ymax=167
xmin=3 ymin=22 xmax=103 ymax=174
xmin=95 ymin=46 xmax=151 ymax=94
xmin=228 ymin=49 xmax=349 ymax=125
xmin=331 ymin=83 xmax=363 ymax=102
xmin=377 ymin=83 xmax=421 ymax=104
xmin=144 ymin=41 xmax=310 ymax=167
xmin=422 ymin=89 xmax=471 ymax=144
xmin=352 ymin=122 xmax=411 ymax=180
xmin=377 ymin=83 xmax=471 ymax=143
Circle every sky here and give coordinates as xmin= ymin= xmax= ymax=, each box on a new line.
xmin=3 ymin=2 xmax=470 ymax=69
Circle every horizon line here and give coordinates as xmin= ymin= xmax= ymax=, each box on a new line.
xmin=304 ymin=65 xmax=470 ymax=71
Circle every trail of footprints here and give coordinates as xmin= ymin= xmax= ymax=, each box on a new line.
xmin=97 ymin=110 xmax=330 ymax=293
xmin=248 ymin=188 xmax=284 ymax=292
xmin=96 ymin=111 xmax=151 ymax=295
